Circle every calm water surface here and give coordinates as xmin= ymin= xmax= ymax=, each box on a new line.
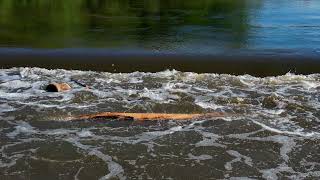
xmin=0 ymin=0 xmax=319 ymax=53
xmin=0 ymin=0 xmax=320 ymax=179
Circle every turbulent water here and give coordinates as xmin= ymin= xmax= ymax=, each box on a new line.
xmin=0 ymin=67 xmax=319 ymax=179
xmin=1 ymin=0 xmax=320 ymax=179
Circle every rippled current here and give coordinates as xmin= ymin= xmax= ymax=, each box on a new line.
xmin=0 ymin=67 xmax=319 ymax=179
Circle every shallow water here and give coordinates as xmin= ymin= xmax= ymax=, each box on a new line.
xmin=1 ymin=67 xmax=320 ymax=179
xmin=1 ymin=0 xmax=320 ymax=179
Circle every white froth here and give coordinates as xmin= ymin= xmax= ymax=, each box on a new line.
xmin=0 ymin=153 xmax=24 ymax=168
xmin=195 ymin=131 xmax=225 ymax=148
xmin=238 ymin=76 xmax=256 ymax=87
xmin=89 ymin=150 xmax=125 ymax=180
xmin=74 ymin=167 xmax=84 ymax=180
xmin=271 ymin=135 xmax=296 ymax=162
xmin=66 ymin=137 xmax=126 ymax=180
xmin=7 ymin=121 xmax=37 ymax=138
xmin=195 ymin=101 xmax=223 ymax=110
xmin=229 ymin=177 xmax=256 ymax=180
xmin=0 ymin=71 xmax=20 ymax=82
xmin=263 ymin=109 xmax=286 ymax=115
xmin=225 ymin=150 xmax=253 ymax=171
xmin=0 ymin=91 xmax=35 ymax=100
xmin=260 ymin=163 xmax=295 ymax=180
xmin=0 ymin=80 xmax=31 ymax=89
xmin=145 ymin=126 xmax=183 ymax=136
xmin=43 ymin=129 xmax=77 ymax=135
xmin=0 ymin=104 xmax=16 ymax=113
xmin=77 ymin=130 xmax=93 ymax=137
xmin=187 ymin=153 xmax=213 ymax=163
xmin=156 ymin=69 xmax=178 ymax=78
xmin=301 ymin=80 xmax=320 ymax=90
xmin=140 ymin=88 xmax=163 ymax=101
xmin=251 ymin=119 xmax=320 ymax=137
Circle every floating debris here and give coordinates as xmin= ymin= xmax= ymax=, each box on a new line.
xmin=45 ymin=83 xmax=71 ymax=92
xmin=74 ymin=112 xmax=225 ymax=121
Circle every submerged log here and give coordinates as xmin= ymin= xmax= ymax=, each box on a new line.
xmin=75 ymin=112 xmax=225 ymax=121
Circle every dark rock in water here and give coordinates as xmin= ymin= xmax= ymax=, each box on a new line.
xmin=262 ymin=94 xmax=280 ymax=108
xmin=45 ymin=83 xmax=71 ymax=92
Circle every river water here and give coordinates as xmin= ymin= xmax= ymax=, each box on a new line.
xmin=0 ymin=0 xmax=320 ymax=179
xmin=1 ymin=68 xmax=320 ymax=179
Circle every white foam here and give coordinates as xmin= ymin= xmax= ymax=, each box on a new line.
xmin=0 ymin=71 xmax=20 ymax=82
xmin=225 ymin=150 xmax=253 ymax=171
xmin=251 ymin=119 xmax=320 ymax=137
xmin=7 ymin=121 xmax=37 ymax=138
xmin=0 ymin=153 xmax=24 ymax=168
xmin=139 ymin=88 xmax=165 ymax=101
xmin=229 ymin=177 xmax=256 ymax=180
xmin=0 ymin=91 xmax=35 ymax=100
xmin=263 ymin=109 xmax=286 ymax=115
xmin=43 ymin=129 xmax=77 ymax=135
xmin=239 ymin=76 xmax=256 ymax=87
xmin=0 ymin=80 xmax=31 ymax=89
xmin=301 ymin=80 xmax=320 ymax=90
xmin=66 ymin=138 xmax=125 ymax=180
xmin=96 ymin=78 xmax=120 ymax=84
xmin=19 ymin=67 xmax=40 ymax=79
xmin=156 ymin=69 xmax=178 ymax=78
xmin=128 ymin=77 xmax=143 ymax=84
xmin=145 ymin=126 xmax=183 ymax=136
xmin=74 ymin=167 xmax=84 ymax=180
xmin=0 ymin=104 xmax=16 ymax=113
xmin=89 ymin=150 xmax=125 ymax=180
xmin=195 ymin=101 xmax=223 ymax=110
xmin=187 ymin=153 xmax=212 ymax=163
xmin=195 ymin=131 xmax=226 ymax=148
xmin=272 ymin=135 xmax=296 ymax=162
xmin=260 ymin=163 xmax=295 ymax=180
xmin=77 ymin=130 xmax=93 ymax=137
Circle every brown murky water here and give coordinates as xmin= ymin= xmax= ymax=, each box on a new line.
xmin=1 ymin=68 xmax=320 ymax=179
xmin=1 ymin=0 xmax=320 ymax=179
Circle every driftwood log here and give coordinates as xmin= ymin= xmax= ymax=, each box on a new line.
xmin=74 ymin=112 xmax=225 ymax=121
xmin=45 ymin=83 xmax=71 ymax=92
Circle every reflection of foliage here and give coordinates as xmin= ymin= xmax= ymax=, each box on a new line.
xmin=0 ymin=0 xmax=255 ymax=48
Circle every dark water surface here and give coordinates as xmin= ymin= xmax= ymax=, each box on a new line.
xmin=0 ymin=0 xmax=320 ymax=74
xmin=0 ymin=0 xmax=319 ymax=52
xmin=1 ymin=0 xmax=256 ymax=50
xmin=1 ymin=0 xmax=320 ymax=180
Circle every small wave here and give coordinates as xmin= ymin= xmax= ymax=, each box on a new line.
xmin=7 ymin=121 xmax=37 ymax=138
xmin=251 ymin=119 xmax=320 ymax=138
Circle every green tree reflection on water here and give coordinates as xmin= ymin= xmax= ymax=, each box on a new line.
xmin=0 ymin=0 xmax=259 ymax=50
